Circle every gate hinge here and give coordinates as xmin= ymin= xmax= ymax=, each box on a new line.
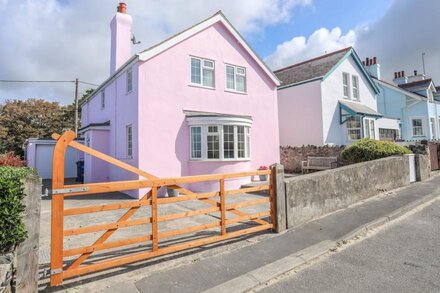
xmin=50 ymin=187 xmax=89 ymax=195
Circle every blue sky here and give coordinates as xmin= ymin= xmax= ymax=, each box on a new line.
xmin=0 ymin=0 xmax=438 ymax=104
xmin=252 ymin=0 xmax=391 ymax=57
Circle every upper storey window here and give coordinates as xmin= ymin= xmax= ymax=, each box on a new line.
xmin=191 ymin=57 xmax=215 ymax=88
xmin=226 ymin=65 xmax=246 ymax=93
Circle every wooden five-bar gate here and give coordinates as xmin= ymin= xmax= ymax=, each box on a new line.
xmin=50 ymin=131 xmax=276 ymax=286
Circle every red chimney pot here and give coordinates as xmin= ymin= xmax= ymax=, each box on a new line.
xmin=401 ymin=70 xmax=405 ymax=77
xmin=366 ymin=57 xmax=370 ymax=66
xmin=117 ymin=2 xmax=127 ymax=13
xmin=373 ymin=57 xmax=377 ymax=65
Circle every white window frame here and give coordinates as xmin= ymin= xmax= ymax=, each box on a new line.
xmin=190 ymin=126 xmax=202 ymax=159
xmin=225 ymin=64 xmax=247 ymax=93
xmin=100 ymin=90 xmax=105 ymax=109
xmin=190 ymin=56 xmax=215 ymax=89
xmin=411 ymin=117 xmax=424 ymax=137
xmin=126 ymin=124 xmax=133 ymax=158
xmin=352 ymin=75 xmax=360 ymax=101
xmin=364 ymin=118 xmax=375 ymax=139
xmin=430 ymin=117 xmax=436 ymax=139
xmin=342 ymin=72 xmax=350 ymax=99
xmin=189 ymin=122 xmax=251 ymax=161
xmin=126 ymin=66 xmax=133 ymax=94
xmin=346 ymin=115 xmax=361 ymax=141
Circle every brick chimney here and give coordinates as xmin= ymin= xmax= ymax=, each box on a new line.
xmin=110 ymin=3 xmax=132 ymax=75
xmin=363 ymin=56 xmax=381 ymax=80
xmin=393 ymin=70 xmax=408 ymax=85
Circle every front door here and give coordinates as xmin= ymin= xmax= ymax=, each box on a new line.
xmin=364 ymin=118 xmax=375 ymax=139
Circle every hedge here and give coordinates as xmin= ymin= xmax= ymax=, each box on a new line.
xmin=0 ymin=167 xmax=36 ymax=253
xmin=0 ymin=152 xmax=25 ymax=167
xmin=341 ymin=139 xmax=412 ymax=164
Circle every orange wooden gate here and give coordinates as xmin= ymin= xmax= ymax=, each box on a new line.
xmin=50 ymin=131 xmax=275 ymax=286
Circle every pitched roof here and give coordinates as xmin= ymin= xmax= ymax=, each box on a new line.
xmin=339 ymin=100 xmax=382 ymax=117
xmin=83 ymin=11 xmax=279 ymax=106
xmin=373 ymin=77 xmax=426 ymax=100
xmin=138 ymin=11 xmax=279 ymax=86
xmin=274 ymin=47 xmax=352 ymax=87
xmin=398 ymin=78 xmax=434 ymax=92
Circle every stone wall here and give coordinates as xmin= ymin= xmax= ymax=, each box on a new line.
xmin=283 ymin=155 xmax=411 ymax=228
xmin=280 ymin=145 xmax=345 ymax=173
xmin=0 ymin=175 xmax=41 ymax=293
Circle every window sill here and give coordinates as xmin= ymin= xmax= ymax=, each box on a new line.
xmin=189 ymin=158 xmax=251 ymax=163
xmin=225 ymin=89 xmax=247 ymax=95
xmin=188 ymin=83 xmax=216 ymax=90
xmin=126 ymin=90 xmax=133 ymax=95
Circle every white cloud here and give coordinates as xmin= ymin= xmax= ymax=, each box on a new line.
xmin=266 ymin=0 xmax=440 ymax=83
xmin=265 ymin=27 xmax=355 ymax=70
xmin=0 ymin=0 xmax=311 ymax=104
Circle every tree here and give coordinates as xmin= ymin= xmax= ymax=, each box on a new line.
xmin=0 ymin=99 xmax=75 ymax=156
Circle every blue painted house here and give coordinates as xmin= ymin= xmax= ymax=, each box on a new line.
xmin=364 ymin=58 xmax=438 ymax=141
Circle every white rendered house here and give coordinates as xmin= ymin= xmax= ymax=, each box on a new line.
xmin=275 ymin=47 xmax=398 ymax=146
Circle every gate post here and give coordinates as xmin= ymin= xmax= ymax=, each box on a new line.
xmin=50 ymin=131 xmax=75 ymax=286
xmin=270 ymin=164 xmax=286 ymax=233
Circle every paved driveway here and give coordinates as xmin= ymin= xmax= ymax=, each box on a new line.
xmin=39 ymin=179 xmax=271 ymax=290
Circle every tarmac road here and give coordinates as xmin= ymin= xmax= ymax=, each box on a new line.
xmin=258 ymin=199 xmax=440 ymax=293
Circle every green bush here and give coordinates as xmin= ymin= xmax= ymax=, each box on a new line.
xmin=0 ymin=167 xmax=36 ymax=253
xmin=341 ymin=139 xmax=411 ymax=164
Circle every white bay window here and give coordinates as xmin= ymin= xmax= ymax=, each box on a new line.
xmin=189 ymin=123 xmax=251 ymax=161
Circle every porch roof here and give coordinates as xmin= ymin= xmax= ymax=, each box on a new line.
xmin=339 ymin=101 xmax=383 ymax=124
xmin=183 ymin=110 xmax=252 ymax=120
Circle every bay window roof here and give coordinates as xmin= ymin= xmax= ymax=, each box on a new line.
xmin=339 ymin=100 xmax=382 ymax=124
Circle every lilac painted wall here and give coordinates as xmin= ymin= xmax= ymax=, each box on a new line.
xmin=82 ymin=20 xmax=279 ymax=197
xmin=137 ymin=22 xmax=279 ymax=192
xmin=277 ymin=80 xmax=324 ymax=146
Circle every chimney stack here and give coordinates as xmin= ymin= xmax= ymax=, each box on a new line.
xmin=393 ymin=70 xmax=408 ymax=85
xmin=364 ymin=56 xmax=381 ymax=79
xmin=110 ymin=2 xmax=133 ymax=75
xmin=117 ymin=2 xmax=127 ymax=13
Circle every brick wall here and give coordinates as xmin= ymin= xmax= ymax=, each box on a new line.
xmin=280 ymin=145 xmax=345 ymax=173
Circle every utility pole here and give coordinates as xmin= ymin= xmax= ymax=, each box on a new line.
xmin=74 ymin=78 xmax=79 ymax=134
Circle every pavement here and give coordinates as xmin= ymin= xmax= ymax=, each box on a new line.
xmin=257 ymin=198 xmax=440 ymax=293
xmin=100 ymin=174 xmax=440 ymax=293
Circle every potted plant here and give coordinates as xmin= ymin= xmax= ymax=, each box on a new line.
xmin=258 ymin=165 xmax=269 ymax=181
xmin=167 ymin=187 xmax=179 ymax=197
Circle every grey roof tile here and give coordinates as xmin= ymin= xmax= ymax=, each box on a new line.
xmin=274 ymin=47 xmax=351 ymax=87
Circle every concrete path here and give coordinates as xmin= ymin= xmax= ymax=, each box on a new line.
xmin=102 ymin=175 xmax=440 ymax=293
xmin=258 ymin=199 xmax=440 ymax=293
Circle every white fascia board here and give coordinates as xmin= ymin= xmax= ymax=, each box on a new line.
xmin=186 ymin=116 xmax=253 ymax=127
xmin=137 ymin=14 xmax=280 ymax=86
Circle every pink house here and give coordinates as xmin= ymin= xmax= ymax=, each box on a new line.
xmin=80 ymin=4 xmax=280 ymax=197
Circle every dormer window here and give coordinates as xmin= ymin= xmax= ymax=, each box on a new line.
xmin=190 ymin=57 xmax=215 ymax=88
